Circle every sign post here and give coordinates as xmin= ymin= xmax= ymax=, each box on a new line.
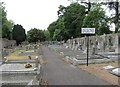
xmin=86 ymin=35 xmax=89 ymax=66
xmin=81 ymin=28 xmax=95 ymax=66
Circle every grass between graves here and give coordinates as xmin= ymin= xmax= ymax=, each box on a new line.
xmin=78 ymin=60 xmax=119 ymax=85
xmin=6 ymin=49 xmax=28 ymax=60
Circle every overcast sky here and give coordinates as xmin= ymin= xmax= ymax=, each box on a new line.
xmin=2 ymin=0 xmax=70 ymax=31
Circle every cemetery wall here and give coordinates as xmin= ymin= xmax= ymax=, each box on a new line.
xmin=66 ymin=33 xmax=120 ymax=54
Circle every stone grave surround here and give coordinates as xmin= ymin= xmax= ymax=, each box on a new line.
xmin=65 ymin=33 xmax=119 ymax=55
xmin=1 ymin=56 xmax=41 ymax=85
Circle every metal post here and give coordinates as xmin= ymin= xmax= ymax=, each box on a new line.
xmin=87 ymin=36 xmax=89 ymax=66
xmin=81 ymin=28 xmax=95 ymax=66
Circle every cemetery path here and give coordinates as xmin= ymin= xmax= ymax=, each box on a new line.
xmin=40 ymin=45 xmax=111 ymax=85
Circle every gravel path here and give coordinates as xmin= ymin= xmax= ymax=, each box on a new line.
xmin=41 ymin=45 xmax=111 ymax=85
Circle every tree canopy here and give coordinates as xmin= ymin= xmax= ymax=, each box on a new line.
xmin=27 ymin=28 xmax=45 ymax=43
xmin=47 ymin=2 xmax=114 ymax=41
xmin=1 ymin=2 xmax=14 ymax=39
xmin=43 ymin=30 xmax=50 ymax=41
xmin=64 ymin=3 xmax=86 ymax=38
xmin=82 ymin=4 xmax=112 ymax=35
xmin=1 ymin=1 xmax=116 ymax=43
xmin=12 ymin=24 xmax=26 ymax=45
xmin=47 ymin=21 xmax=57 ymax=40
xmin=48 ymin=3 xmax=86 ymax=41
xmin=68 ymin=0 xmax=120 ymax=33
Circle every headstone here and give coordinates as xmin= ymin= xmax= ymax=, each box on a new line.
xmin=72 ymin=40 xmax=75 ymax=50
xmin=97 ymin=42 xmax=100 ymax=50
xmin=112 ymin=68 xmax=120 ymax=76
xmin=35 ymin=56 xmax=39 ymax=68
xmin=75 ymin=40 xmax=78 ymax=50
xmin=92 ymin=45 xmax=96 ymax=55
xmin=83 ymin=48 xmax=87 ymax=53
xmin=115 ymin=34 xmax=118 ymax=53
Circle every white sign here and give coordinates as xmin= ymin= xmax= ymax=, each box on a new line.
xmin=81 ymin=28 xmax=95 ymax=34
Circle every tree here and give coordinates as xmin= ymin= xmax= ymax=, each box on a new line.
xmin=47 ymin=16 xmax=67 ymax=41
xmin=47 ymin=21 xmax=57 ymax=40
xmin=0 ymin=3 xmax=2 ymax=38
xmin=68 ymin=0 xmax=120 ymax=33
xmin=12 ymin=24 xmax=26 ymax=45
xmin=68 ymin=0 xmax=96 ymax=14
xmin=53 ymin=16 xmax=68 ymax=41
xmin=64 ymin=3 xmax=86 ymax=39
xmin=43 ymin=30 xmax=50 ymax=41
xmin=2 ymin=19 xmax=14 ymax=39
xmin=48 ymin=3 xmax=86 ymax=41
xmin=82 ymin=4 xmax=112 ymax=35
xmin=57 ymin=5 xmax=66 ymax=17
xmin=27 ymin=28 xmax=45 ymax=43
xmin=53 ymin=29 xmax=61 ymax=41
xmin=107 ymin=1 xmax=119 ymax=33
xmin=1 ymin=2 xmax=14 ymax=39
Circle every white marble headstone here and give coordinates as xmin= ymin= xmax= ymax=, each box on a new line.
xmin=112 ymin=68 xmax=120 ymax=76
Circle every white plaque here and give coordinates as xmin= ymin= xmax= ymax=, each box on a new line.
xmin=81 ymin=28 xmax=95 ymax=34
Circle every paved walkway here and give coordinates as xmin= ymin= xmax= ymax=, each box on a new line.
xmin=41 ymin=45 xmax=110 ymax=85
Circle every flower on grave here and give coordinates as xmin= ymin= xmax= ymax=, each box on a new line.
xmin=25 ymin=63 xmax=32 ymax=68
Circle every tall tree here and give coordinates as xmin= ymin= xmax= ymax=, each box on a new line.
xmin=68 ymin=0 xmax=120 ymax=33
xmin=48 ymin=3 xmax=86 ymax=41
xmin=82 ymin=4 xmax=112 ymax=35
xmin=47 ymin=21 xmax=57 ymax=40
xmin=53 ymin=16 xmax=68 ymax=41
xmin=0 ymin=2 xmax=2 ymax=38
xmin=64 ymin=3 xmax=86 ymax=39
xmin=68 ymin=0 xmax=96 ymax=14
xmin=47 ymin=16 xmax=67 ymax=41
xmin=43 ymin=30 xmax=50 ymax=41
xmin=53 ymin=29 xmax=61 ymax=41
xmin=12 ymin=24 xmax=26 ymax=45
xmin=27 ymin=28 xmax=45 ymax=43
xmin=107 ymin=1 xmax=120 ymax=33
xmin=1 ymin=2 xmax=14 ymax=39
xmin=57 ymin=5 xmax=66 ymax=17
